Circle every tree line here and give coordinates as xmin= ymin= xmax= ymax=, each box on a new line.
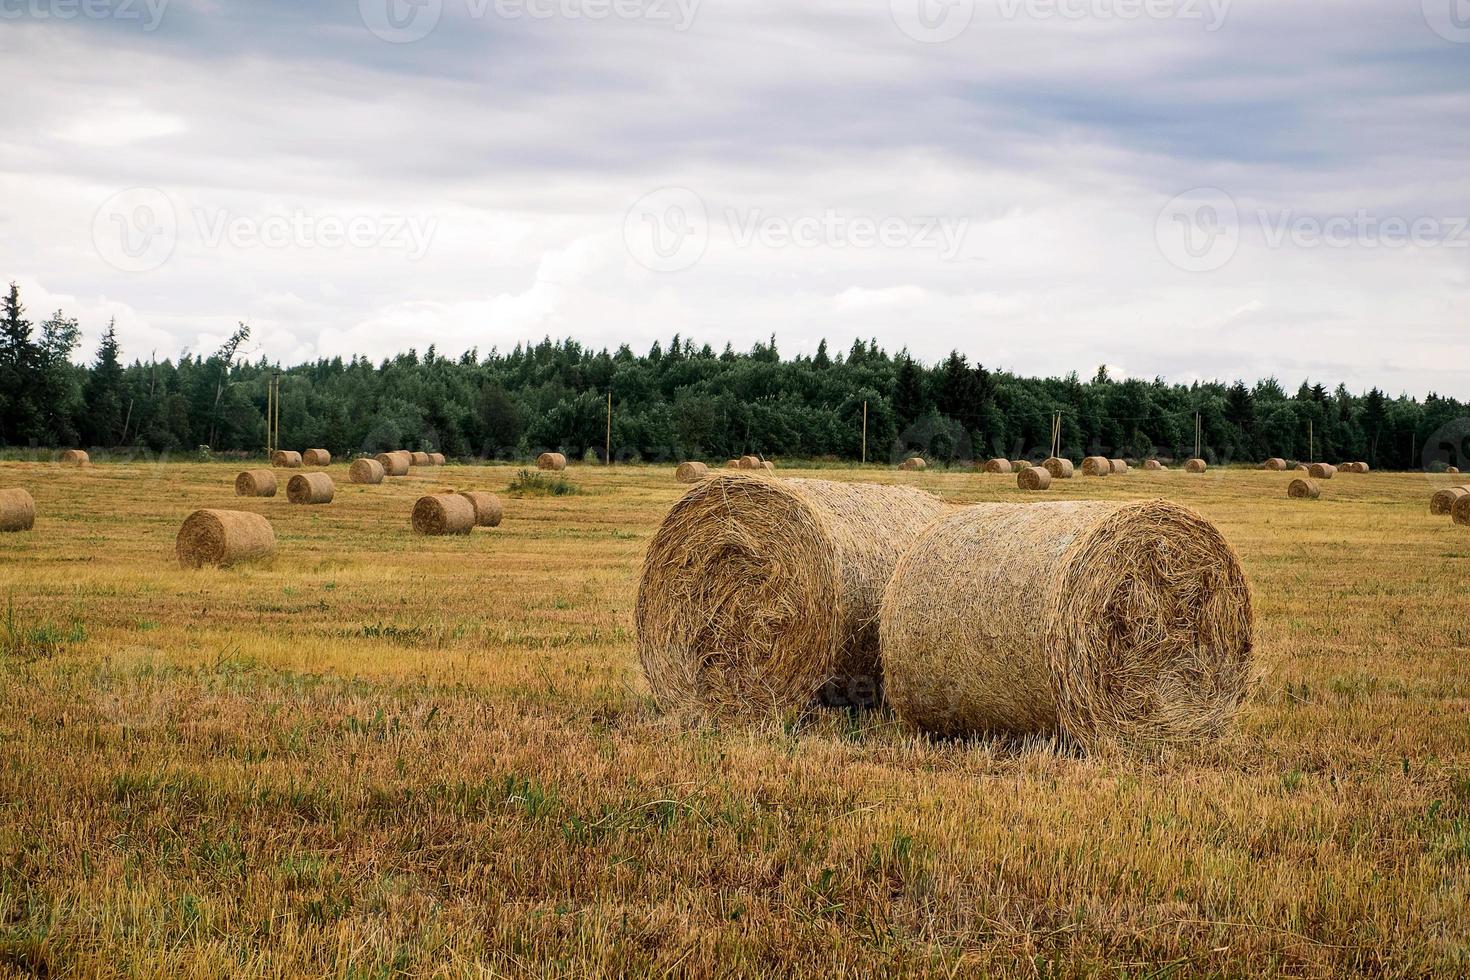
xmin=2 ymin=282 xmax=1465 ymax=470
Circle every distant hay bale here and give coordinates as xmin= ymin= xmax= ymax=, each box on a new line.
xmin=899 ymin=457 xmax=926 ymax=471
xmin=60 ymin=449 xmax=89 ymax=466
xmin=1455 ymin=494 xmax=1470 ymax=528
xmin=234 ymin=469 xmax=277 ymax=497
xmin=537 ymin=452 xmax=568 ymax=471
xmin=880 ymin=499 xmax=1254 ymax=750
xmin=1143 ymin=460 xmax=1164 ymax=471
xmin=636 ymin=474 xmax=948 ymax=715
xmin=349 ymin=458 xmax=385 ymax=485
xmin=1350 ymin=462 xmax=1369 ymax=473
xmin=1043 ymin=457 xmax=1074 ymax=480
xmin=1262 ymin=458 xmax=1287 ymax=471
xmin=429 ymin=452 xmax=446 ymax=466
xmin=272 ymin=450 xmax=303 ymax=468
xmin=983 ymin=458 xmax=1013 ymax=474
xmin=1449 ymin=467 xmax=1461 ymax=474
xmin=725 ymin=459 xmax=741 ymax=469
xmin=409 ymin=451 xmax=431 ymax=467
xmin=761 ymin=461 xmax=775 ymax=472
xmin=738 ymin=455 xmax=762 ymax=470
xmin=1017 ymin=466 xmax=1052 ymax=491
xmin=1109 ymin=458 xmax=1129 ymax=475
xmin=456 ymin=491 xmax=503 ymax=528
xmin=1287 ymin=478 xmax=1320 ymax=500
xmin=1293 ymin=463 xmax=1310 ymax=472
xmin=1307 ymin=463 xmax=1337 ymax=480
xmin=676 ymin=461 xmax=710 ymax=484
xmin=1430 ymin=486 xmax=1469 ymax=516
xmin=0 ymin=488 xmax=36 ymax=532
xmin=412 ymin=493 xmax=476 ymax=535
xmin=1082 ymin=456 xmax=1110 ymax=477
xmin=302 ymin=449 xmax=331 ymax=467
xmin=286 ymin=472 xmax=334 ymax=505
xmin=176 ymin=509 xmax=275 ymax=569
xmin=375 ymin=452 xmax=410 ymax=476
xmin=1185 ymin=458 xmax=1207 ymax=473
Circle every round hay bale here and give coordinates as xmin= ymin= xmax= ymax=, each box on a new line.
xmin=410 ymin=451 xmax=432 ymax=467
xmin=1307 ymin=463 xmax=1336 ymax=480
xmin=1353 ymin=462 xmax=1370 ymax=473
xmin=1081 ymin=456 xmax=1110 ymax=477
xmin=983 ymin=458 xmax=1013 ymax=474
xmin=375 ymin=452 xmax=410 ymax=477
xmin=60 ymin=449 xmax=89 ymax=466
xmin=1185 ymin=458 xmax=1207 ymax=473
xmin=1017 ymin=466 xmax=1052 ymax=491
xmin=761 ymin=461 xmax=775 ymax=472
xmin=1262 ymin=458 xmax=1287 ymax=471
xmin=1109 ymin=458 xmax=1129 ymax=475
xmin=880 ymin=499 xmax=1254 ymax=750
xmin=676 ymin=462 xmax=710 ymax=484
xmin=302 ymin=448 xmax=331 ymax=467
xmin=1042 ymin=457 xmax=1075 ymax=480
xmin=725 ymin=459 xmax=741 ymax=469
xmin=0 ymin=488 xmax=36 ymax=532
xmin=234 ymin=469 xmax=277 ymax=498
xmin=1143 ymin=459 xmax=1164 ymax=471
xmin=1293 ymin=463 xmax=1310 ymax=472
xmin=1287 ymin=478 xmax=1320 ymax=500
xmin=1454 ymin=494 xmax=1470 ymax=528
xmin=456 ymin=491 xmax=503 ymax=528
xmin=537 ymin=452 xmax=568 ymax=471
xmin=176 ymin=509 xmax=275 ymax=569
xmin=429 ymin=452 xmax=446 ymax=466
xmin=899 ymin=457 xmax=926 ymax=471
xmin=1430 ymin=486 xmax=1470 ymax=516
xmin=286 ymin=472 xmax=334 ymax=505
xmin=636 ymin=474 xmax=948 ymax=715
xmin=349 ymin=458 xmax=386 ymax=485
xmin=412 ymin=493 xmax=475 ymax=535
xmin=1449 ymin=466 xmax=1461 ymax=474
xmin=738 ymin=455 xmax=762 ymax=470
xmin=272 ymin=450 xmax=303 ymax=468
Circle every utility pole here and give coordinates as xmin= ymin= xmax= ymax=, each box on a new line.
xmin=605 ymin=390 xmax=612 ymax=465
xmin=861 ymin=401 xmax=868 ymax=465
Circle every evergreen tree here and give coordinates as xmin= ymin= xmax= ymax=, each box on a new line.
xmin=83 ymin=318 xmax=126 ymax=446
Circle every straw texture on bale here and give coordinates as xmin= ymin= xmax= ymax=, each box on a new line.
xmin=302 ymin=449 xmax=331 ymax=466
xmin=234 ymin=469 xmax=277 ymax=497
xmin=1017 ymin=466 xmax=1052 ymax=491
xmin=429 ymin=452 xmax=446 ymax=466
xmin=1143 ymin=460 xmax=1164 ymax=471
xmin=286 ymin=473 xmax=334 ymax=505
xmin=636 ymin=474 xmax=948 ymax=715
xmin=456 ymin=491 xmax=503 ymax=528
xmin=375 ymin=452 xmax=410 ymax=476
xmin=880 ymin=499 xmax=1254 ymax=750
xmin=1454 ymin=494 xmax=1470 ymax=528
xmin=1288 ymin=478 xmax=1321 ymax=500
xmin=60 ymin=449 xmax=89 ymax=465
xmin=1262 ymin=458 xmax=1287 ymax=471
xmin=899 ymin=457 xmax=926 ymax=471
xmin=176 ymin=509 xmax=275 ymax=569
xmin=676 ymin=462 xmax=711 ymax=484
xmin=412 ymin=493 xmax=476 ymax=535
xmin=1430 ymin=486 xmax=1470 ymax=516
xmin=537 ymin=452 xmax=568 ymax=471
xmin=1082 ymin=456 xmax=1110 ymax=476
xmin=409 ymin=451 xmax=431 ymax=467
xmin=272 ymin=450 xmax=303 ymax=468
xmin=0 ymin=488 xmax=36 ymax=532
xmin=1307 ymin=463 xmax=1337 ymax=480
xmin=983 ymin=458 xmax=1013 ymax=474
xmin=349 ymin=458 xmax=386 ymax=485
xmin=1185 ymin=458 xmax=1207 ymax=473
xmin=1109 ymin=458 xmax=1129 ymax=474
xmin=1043 ymin=457 xmax=1075 ymax=479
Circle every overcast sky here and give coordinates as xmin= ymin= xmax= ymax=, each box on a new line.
xmin=2 ymin=0 xmax=1467 ymax=395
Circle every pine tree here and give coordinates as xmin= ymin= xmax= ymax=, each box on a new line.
xmin=0 ymin=283 xmax=40 ymax=444
xmin=83 ymin=318 xmax=126 ymax=445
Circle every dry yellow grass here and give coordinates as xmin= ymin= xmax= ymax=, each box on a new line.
xmin=0 ymin=461 xmax=1468 ymax=977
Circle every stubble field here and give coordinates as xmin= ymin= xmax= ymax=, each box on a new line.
xmin=0 ymin=460 xmax=1467 ymax=977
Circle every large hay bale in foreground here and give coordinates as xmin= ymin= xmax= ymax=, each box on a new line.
xmin=636 ymin=475 xmax=948 ymax=715
xmin=412 ymin=493 xmax=476 ymax=535
xmin=1185 ymin=458 xmax=1207 ymax=473
xmin=1455 ymin=494 xmax=1470 ymax=528
xmin=1043 ymin=457 xmax=1074 ymax=480
xmin=899 ymin=457 xmax=926 ymax=471
xmin=1430 ymin=486 xmax=1470 ymax=516
xmin=349 ymin=458 xmax=386 ymax=485
xmin=983 ymin=458 xmax=1013 ymax=474
xmin=303 ymin=449 xmax=331 ymax=467
xmin=375 ymin=452 xmax=410 ymax=477
xmin=456 ymin=491 xmax=503 ymax=528
xmin=1307 ymin=463 xmax=1337 ymax=480
xmin=1082 ymin=456 xmax=1110 ymax=477
xmin=537 ymin=452 xmax=567 ymax=471
xmin=286 ymin=473 xmax=334 ymax=505
xmin=0 ymin=488 xmax=36 ymax=532
xmin=234 ymin=469 xmax=277 ymax=497
xmin=1288 ymin=478 xmax=1320 ymax=500
xmin=1143 ymin=459 xmax=1165 ymax=471
xmin=176 ymin=509 xmax=275 ymax=569
xmin=60 ymin=449 xmax=89 ymax=466
xmin=1109 ymin=458 xmax=1129 ymax=475
xmin=1017 ymin=466 xmax=1052 ymax=491
xmin=1262 ymin=458 xmax=1286 ymax=471
xmin=676 ymin=462 xmax=710 ymax=484
xmin=272 ymin=450 xmax=303 ymax=468
xmin=881 ymin=499 xmax=1253 ymax=750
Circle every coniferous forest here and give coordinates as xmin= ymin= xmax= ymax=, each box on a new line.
xmin=1 ymin=283 xmax=1465 ymax=469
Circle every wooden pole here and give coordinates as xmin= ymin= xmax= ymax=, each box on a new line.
xmin=861 ymin=401 xmax=868 ymax=465
xmin=605 ymin=390 xmax=612 ymax=465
